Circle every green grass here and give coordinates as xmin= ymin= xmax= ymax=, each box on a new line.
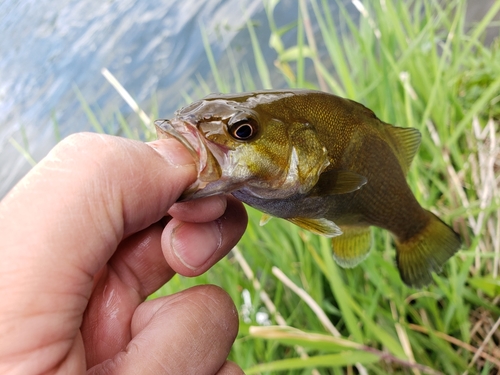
xmin=87 ymin=0 xmax=500 ymax=373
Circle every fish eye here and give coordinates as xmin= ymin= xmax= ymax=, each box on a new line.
xmin=228 ymin=118 xmax=258 ymax=141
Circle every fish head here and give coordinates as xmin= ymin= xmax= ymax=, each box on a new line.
xmin=155 ymin=91 xmax=331 ymax=200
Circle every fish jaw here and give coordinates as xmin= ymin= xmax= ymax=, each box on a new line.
xmin=155 ymin=118 xmax=225 ymax=199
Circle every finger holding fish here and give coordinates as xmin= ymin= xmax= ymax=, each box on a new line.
xmin=162 ymin=195 xmax=247 ymax=277
xmin=168 ymin=194 xmax=228 ymax=223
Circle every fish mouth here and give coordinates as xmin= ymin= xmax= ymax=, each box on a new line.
xmin=154 ymin=118 xmax=224 ymax=200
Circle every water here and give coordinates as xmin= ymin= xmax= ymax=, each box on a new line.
xmin=0 ymin=0 xmax=279 ymax=197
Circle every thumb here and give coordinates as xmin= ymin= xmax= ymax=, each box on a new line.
xmin=0 ymin=133 xmax=197 ymax=372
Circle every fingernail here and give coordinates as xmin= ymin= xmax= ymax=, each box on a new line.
xmin=147 ymin=139 xmax=194 ymax=166
xmin=171 ymin=221 xmax=222 ymax=269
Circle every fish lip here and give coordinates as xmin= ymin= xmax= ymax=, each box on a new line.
xmin=154 ymin=118 xmax=227 ymax=199
xmin=155 ymin=118 xmax=208 ymax=172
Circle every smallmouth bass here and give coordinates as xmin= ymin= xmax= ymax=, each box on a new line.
xmin=155 ymin=89 xmax=461 ymax=287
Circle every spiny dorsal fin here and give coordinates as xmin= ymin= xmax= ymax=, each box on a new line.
xmin=287 ymin=217 xmax=342 ymax=238
xmin=331 ymin=226 xmax=372 ymax=268
xmin=385 ymin=126 xmax=421 ymax=175
xmin=347 ymin=99 xmax=377 ymax=119
xmin=309 ymin=170 xmax=367 ymax=197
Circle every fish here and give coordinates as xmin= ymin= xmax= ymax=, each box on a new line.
xmin=155 ymin=89 xmax=461 ymax=287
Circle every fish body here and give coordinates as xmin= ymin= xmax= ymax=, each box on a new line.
xmin=155 ymin=89 xmax=461 ymax=287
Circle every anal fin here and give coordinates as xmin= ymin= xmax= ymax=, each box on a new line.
xmin=287 ymin=217 xmax=342 ymax=238
xmin=331 ymin=226 xmax=372 ymax=268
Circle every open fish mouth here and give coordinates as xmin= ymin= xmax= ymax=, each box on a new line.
xmin=155 ymin=118 xmax=207 ymax=172
xmin=154 ymin=118 xmax=224 ymax=199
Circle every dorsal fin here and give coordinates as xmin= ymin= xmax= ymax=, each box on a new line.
xmin=385 ymin=126 xmax=421 ymax=175
xmin=347 ymin=99 xmax=377 ymax=119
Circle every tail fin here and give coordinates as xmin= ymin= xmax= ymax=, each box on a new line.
xmin=395 ymin=211 xmax=461 ymax=287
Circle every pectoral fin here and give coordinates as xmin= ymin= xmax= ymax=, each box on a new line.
xmin=287 ymin=217 xmax=342 ymax=238
xmin=331 ymin=226 xmax=372 ymax=268
xmin=310 ymin=170 xmax=367 ymax=196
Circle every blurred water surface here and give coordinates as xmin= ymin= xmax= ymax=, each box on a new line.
xmin=0 ymin=0 xmax=277 ymax=197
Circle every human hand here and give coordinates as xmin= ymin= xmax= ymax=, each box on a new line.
xmin=0 ymin=133 xmax=247 ymax=374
